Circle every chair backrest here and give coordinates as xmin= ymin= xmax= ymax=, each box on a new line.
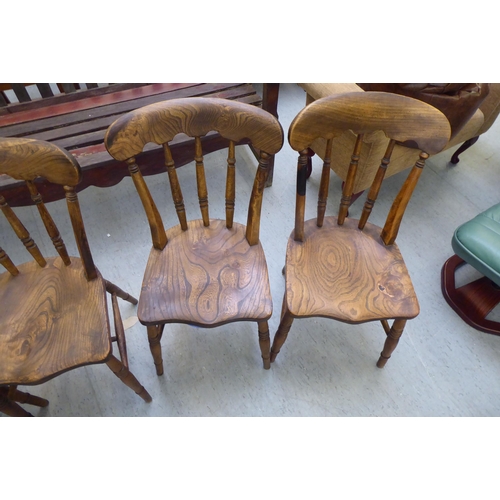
xmin=104 ymin=97 xmax=284 ymax=248
xmin=0 ymin=137 xmax=97 ymax=280
xmin=288 ymin=91 xmax=451 ymax=245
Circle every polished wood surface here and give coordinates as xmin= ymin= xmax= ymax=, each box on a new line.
xmin=139 ymin=220 xmax=272 ymax=326
xmin=0 ymin=136 xmax=81 ymax=185
xmin=284 ymin=217 xmax=419 ymax=323
xmin=288 ymin=91 xmax=451 ymax=155
xmin=0 ymin=83 xmax=101 ymax=108
xmin=0 ymin=137 xmax=151 ymax=416
xmin=104 ymin=97 xmax=283 ymax=373
xmin=0 ymin=83 xmax=265 ymax=206
xmin=442 ymin=254 xmax=500 ymax=336
xmin=0 ymin=257 xmax=110 ymax=385
xmin=271 ymin=92 xmax=451 ymax=368
xmin=105 ymin=97 xmax=283 ymax=161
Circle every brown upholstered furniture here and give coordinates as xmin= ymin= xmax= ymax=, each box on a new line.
xmin=298 ymin=83 xmax=500 ymax=195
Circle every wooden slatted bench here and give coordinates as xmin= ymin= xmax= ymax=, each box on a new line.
xmin=0 ymin=83 xmax=267 ymax=206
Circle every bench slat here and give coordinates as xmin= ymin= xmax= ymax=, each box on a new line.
xmin=0 ymin=83 xmax=206 ymax=129
xmin=0 ymin=82 xmax=265 ymax=207
xmin=36 ymin=84 xmax=55 ymax=98
xmin=49 ymin=93 xmax=262 ymax=151
xmin=0 ymin=84 xmax=150 ymax=117
xmin=11 ymin=84 xmax=32 ymax=103
xmin=1 ymin=84 xmax=260 ymax=142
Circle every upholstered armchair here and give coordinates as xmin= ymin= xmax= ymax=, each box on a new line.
xmin=297 ymin=83 xmax=500 ymax=195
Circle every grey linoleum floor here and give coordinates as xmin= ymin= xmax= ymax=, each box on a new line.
xmin=2 ymin=82 xmax=500 ymax=417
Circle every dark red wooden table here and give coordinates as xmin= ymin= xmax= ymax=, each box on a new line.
xmin=0 ymin=83 xmax=269 ymax=206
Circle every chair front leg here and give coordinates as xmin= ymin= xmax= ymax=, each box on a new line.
xmin=147 ymin=324 xmax=164 ymax=376
xmin=106 ymin=354 xmax=152 ymax=402
xmin=376 ymin=318 xmax=407 ymax=368
xmin=270 ymin=297 xmax=295 ymax=362
xmin=9 ymin=386 xmax=49 ymax=408
xmin=257 ymin=320 xmax=271 ymax=369
xmin=0 ymin=389 xmax=34 ymax=417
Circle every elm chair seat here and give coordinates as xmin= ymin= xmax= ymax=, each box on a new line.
xmin=0 ymin=137 xmax=152 ymax=417
xmin=104 ymin=97 xmax=284 ymax=375
xmin=442 ymin=203 xmax=500 ymax=335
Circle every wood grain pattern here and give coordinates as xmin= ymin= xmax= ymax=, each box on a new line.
xmin=288 ymin=91 xmax=451 ymax=154
xmin=0 ymin=257 xmax=110 ymax=385
xmin=0 ymin=137 xmax=151 ymax=414
xmin=105 ymin=97 xmax=283 ymax=161
xmin=105 ymin=97 xmax=283 ymax=373
xmin=284 ymin=217 xmax=419 ymax=323
xmin=1 ymin=84 xmax=265 ymax=207
xmin=271 ymin=92 xmax=449 ymax=368
xmin=138 ymin=219 xmax=272 ymax=326
xmin=381 ymin=152 xmax=427 ymax=245
xmin=0 ymin=136 xmax=81 ymax=186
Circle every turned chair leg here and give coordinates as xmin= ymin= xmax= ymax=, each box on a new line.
xmin=450 ymin=136 xmax=479 ymax=164
xmin=9 ymin=387 xmax=49 ymax=408
xmin=0 ymin=386 xmax=48 ymax=417
xmin=0 ymin=390 xmax=34 ymax=417
xmin=257 ymin=320 xmax=271 ymax=369
xmin=0 ymin=386 xmax=35 ymax=417
xmin=147 ymin=324 xmax=164 ymax=376
xmin=377 ymin=319 xmax=407 ymax=368
xmin=270 ymin=297 xmax=295 ymax=362
xmin=106 ymin=354 xmax=152 ymax=402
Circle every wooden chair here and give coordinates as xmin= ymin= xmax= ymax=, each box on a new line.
xmin=104 ymin=97 xmax=284 ymax=374
xmin=0 ymin=137 xmax=151 ymax=417
xmin=270 ymin=92 xmax=451 ymax=368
